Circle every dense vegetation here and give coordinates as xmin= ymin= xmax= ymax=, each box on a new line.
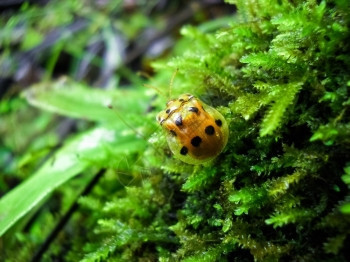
xmin=1 ymin=0 xmax=350 ymax=261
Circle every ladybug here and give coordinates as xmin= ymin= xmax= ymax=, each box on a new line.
xmin=157 ymin=93 xmax=229 ymax=165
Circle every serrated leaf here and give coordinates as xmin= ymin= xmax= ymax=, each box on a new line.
xmin=268 ymin=171 xmax=304 ymax=197
xmin=183 ymin=245 xmax=225 ymax=262
xmin=265 ymin=209 xmax=314 ymax=228
xmin=182 ymin=168 xmax=217 ymax=192
xmin=260 ymin=82 xmax=302 ymax=136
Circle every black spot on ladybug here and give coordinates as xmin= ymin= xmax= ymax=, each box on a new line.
xmin=180 ymin=146 xmax=188 ymax=155
xmin=166 ymin=109 xmax=170 ymax=114
xmin=205 ymin=125 xmax=215 ymax=135
xmin=189 ymin=107 xmax=199 ymax=113
xmin=170 ymin=130 xmax=177 ymax=136
xmin=191 ymin=136 xmax=202 ymax=147
xmin=215 ymin=119 xmax=222 ymax=127
xmin=166 ymin=99 xmax=175 ymax=106
xmin=175 ymin=116 xmax=183 ymax=126
xmin=179 ymin=98 xmax=184 ymax=102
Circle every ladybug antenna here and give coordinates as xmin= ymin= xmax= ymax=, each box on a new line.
xmin=169 ymin=68 xmax=179 ymax=99
xmin=139 ymin=70 xmax=167 ymax=98
xmin=107 ymin=104 xmax=165 ymax=156
xmin=143 ymin=83 xmax=167 ymax=98
xmin=107 ymin=104 xmax=149 ymax=141
xmin=137 ymin=71 xmax=151 ymax=79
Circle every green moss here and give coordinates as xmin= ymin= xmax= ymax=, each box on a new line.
xmin=138 ymin=0 xmax=350 ymax=260
xmin=65 ymin=1 xmax=350 ymax=260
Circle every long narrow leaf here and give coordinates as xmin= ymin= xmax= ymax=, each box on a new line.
xmin=23 ymin=78 xmax=151 ymax=124
xmin=0 ymin=126 xmax=146 ymax=236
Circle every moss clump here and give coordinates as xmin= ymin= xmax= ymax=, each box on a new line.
xmin=63 ymin=0 xmax=350 ymax=261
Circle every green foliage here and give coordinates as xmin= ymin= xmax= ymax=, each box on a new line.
xmin=0 ymin=80 xmax=152 ymax=236
xmin=73 ymin=179 xmax=177 ymax=262
xmin=1 ymin=0 xmax=350 ymax=261
xmin=340 ymin=165 xmax=350 ymax=214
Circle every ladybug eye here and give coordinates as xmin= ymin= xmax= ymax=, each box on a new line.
xmin=166 ymin=109 xmax=171 ymax=114
xmin=166 ymin=99 xmax=175 ymax=107
xmin=175 ymin=116 xmax=183 ymax=126
xmin=188 ymin=107 xmax=199 ymax=113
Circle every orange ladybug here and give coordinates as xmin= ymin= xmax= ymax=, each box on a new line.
xmin=157 ymin=94 xmax=229 ymax=164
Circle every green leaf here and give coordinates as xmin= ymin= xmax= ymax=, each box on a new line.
xmin=260 ymin=82 xmax=303 ymax=136
xmin=21 ymin=28 xmax=43 ymax=50
xmin=310 ymin=123 xmax=350 ymax=145
xmin=341 ymin=166 xmax=350 ymax=185
xmin=265 ymin=209 xmax=315 ymax=228
xmin=231 ymin=91 xmax=272 ymax=120
xmin=339 ymin=203 xmax=350 ymax=214
xmin=323 ymin=234 xmax=347 ymax=254
xmin=222 ymin=218 xmax=232 ymax=233
xmin=342 ymin=176 xmax=350 ymax=185
xmin=23 ymin=78 xmax=151 ymax=125
xmin=0 ymin=127 xmax=146 ymax=236
xmin=268 ymin=171 xmax=305 ymax=197
xmin=182 ymin=167 xmax=217 ymax=192
xmin=229 ymin=186 xmax=268 ymax=215
xmin=183 ymin=245 xmax=226 ymax=262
